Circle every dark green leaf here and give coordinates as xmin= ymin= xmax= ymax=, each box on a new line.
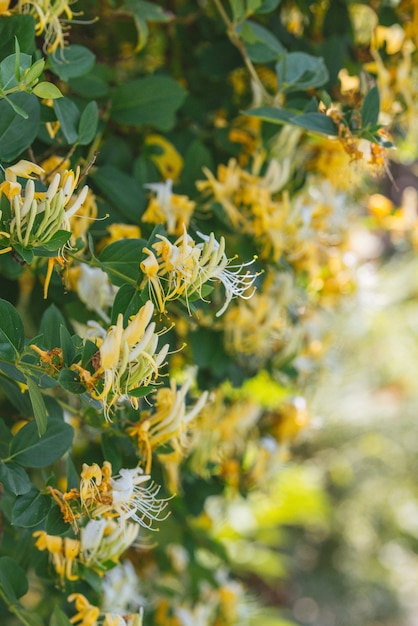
xmin=291 ymin=112 xmax=339 ymax=135
xmin=258 ymin=0 xmax=281 ymax=12
xmin=0 ymin=298 xmax=25 ymax=353
xmin=12 ymin=485 xmax=52 ymax=527
xmin=60 ymin=326 xmax=75 ymax=367
xmin=361 ymin=85 xmax=380 ymax=129
xmin=49 ymin=606 xmax=73 ymax=626
xmin=12 ymin=243 xmax=34 ymax=263
xmin=0 ymin=92 xmax=40 ymax=161
xmin=40 ymin=304 xmax=68 ymax=349
xmin=40 ymin=229 xmax=71 ymax=252
xmin=111 ymin=283 xmax=144 ymax=324
xmin=0 ymin=461 xmax=31 ymax=495
xmin=0 ymin=52 xmax=32 ymax=90
xmin=10 ymin=418 xmax=74 ymax=468
xmin=58 ymin=368 xmax=86 ymax=394
xmin=78 ymin=101 xmax=99 ymax=145
xmin=128 ymin=385 xmax=154 ymax=398
xmin=0 ymin=16 xmax=35 ymax=58
xmin=92 ymin=165 xmax=145 ymax=221
xmin=0 ymin=556 xmax=28 ymax=600
xmin=277 ymin=52 xmax=329 ymax=92
xmin=99 ymin=239 xmax=145 ymax=286
xmin=48 ymin=45 xmax=95 ymax=80
xmin=111 ymin=75 xmax=186 ymax=131
xmin=243 ymin=106 xmax=296 ymax=125
xmin=53 ymin=97 xmax=80 ymax=144
xmin=236 ymin=20 xmax=284 ymax=62
xmin=26 ymin=376 xmax=48 ymax=436
xmin=46 ymin=505 xmax=72 ymax=536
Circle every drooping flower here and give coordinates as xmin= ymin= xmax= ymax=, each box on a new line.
xmin=14 ymin=0 xmax=82 ymax=53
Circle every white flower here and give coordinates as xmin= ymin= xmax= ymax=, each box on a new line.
xmin=109 ymin=468 xmax=171 ymax=530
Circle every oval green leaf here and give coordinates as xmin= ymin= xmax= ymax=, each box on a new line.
xmin=9 ymin=418 xmax=74 ymax=468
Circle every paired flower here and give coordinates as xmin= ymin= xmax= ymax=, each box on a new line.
xmin=140 ymin=227 xmax=259 ymax=316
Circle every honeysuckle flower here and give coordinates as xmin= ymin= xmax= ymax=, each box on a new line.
xmin=82 ymin=301 xmax=169 ymax=420
xmin=143 ymin=179 xmax=195 ymax=234
xmin=68 ymin=593 xmax=100 ymax=626
xmin=80 ymin=462 xmax=170 ymax=531
xmin=140 ymin=227 xmax=259 ymax=316
xmin=33 ymin=531 xmax=80 ymax=582
xmin=68 ymin=264 xmax=118 ymax=322
xmin=80 ymin=519 xmax=140 ymax=568
xmin=127 ymin=378 xmax=209 ymax=473
xmin=102 ymin=561 xmax=144 ymax=615
xmin=15 ymin=0 xmax=80 ymax=53
xmin=0 ymin=159 xmax=89 ymax=254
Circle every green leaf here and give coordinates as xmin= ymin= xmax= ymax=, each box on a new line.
xmin=122 ymin=1 xmax=172 ymax=51
xmin=0 ymin=92 xmax=40 ymax=161
xmin=0 ymin=556 xmax=28 ymax=601
xmin=12 ymin=485 xmax=52 ymax=527
xmin=0 ymin=298 xmax=25 ymax=353
xmin=92 ymin=164 xmax=146 ymax=221
xmin=0 ymin=461 xmax=31 ymax=495
xmin=39 ymin=229 xmax=71 ymax=252
xmin=53 ymin=96 xmax=80 ymax=144
xmin=9 ymin=418 xmax=74 ymax=468
xmin=128 ymin=385 xmax=154 ymax=398
xmin=78 ymin=101 xmax=99 ymax=145
xmin=99 ymin=239 xmax=145 ymax=286
xmin=49 ymin=606 xmax=73 ymax=626
xmin=12 ymin=243 xmax=34 ymax=263
xmin=40 ymin=304 xmax=68 ymax=350
xmin=0 ymin=16 xmax=36 ymax=58
xmin=0 ymin=52 xmax=32 ymax=90
xmin=236 ymin=20 xmax=284 ymax=62
xmin=111 ymin=283 xmax=144 ymax=325
xmin=58 ymin=368 xmax=86 ymax=394
xmin=60 ymin=326 xmax=75 ymax=367
xmin=111 ymin=75 xmax=186 ymax=131
xmin=291 ymin=112 xmax=339 ymax=135
xmin=361 ymin=85 xmax=380 ymax=129
xmin=26 ymin=376 xmax=48 ymax=437
xmin=257 ymin=0 xmax=281 ymax=12
xmin=48 ymin=45 xmax=96 ymax=80
xmin=22 ymin=58 xmax=45 ymax=86
xmin=243 ymin=105 xmax=296 ymax=125
xmin=32 ymin=81 xmax=63 ymax=99
xmin=46 ymin=505 xmax=72 ymax=536
xmin=277 ymin=52 xmax=329 ymax=92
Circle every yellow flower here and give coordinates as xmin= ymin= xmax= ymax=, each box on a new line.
xmin=127 ymin=379 xmax=208 ymax=473
xmin=68 ymin=593 xmax=100 ymax=626
xmin=15 ymin=0 xmax=80 ymax=53
xmin=33 ymin=531 xmax=80 ymax=582
xmin=143 ymin=179 xmax=195 ymax=234
xmin=0 ymin=160 xmax=88 ymax=254
xmin=144 ymin=134 xmax=183 ymax=181
xmin=140 ymin=227 xmax=259 ymax=316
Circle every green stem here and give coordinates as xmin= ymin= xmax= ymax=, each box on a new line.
xmin=0 ymin=586 xmax=40 ymax=626
xmin=212 ymin=0 xmax=274 ymax=104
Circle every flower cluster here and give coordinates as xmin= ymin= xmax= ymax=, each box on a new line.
xmin=0 ymin=159 xmax=88 ymax=255
xmin=141 ymin=227 xmax=259 ymax=316
xmin=33 ymin=462 xmax=169 ymax=582
xmin=73 ymin=301 xmax=169 ymax=420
